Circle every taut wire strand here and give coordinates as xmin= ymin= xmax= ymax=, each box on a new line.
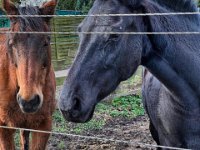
xmin=0 ymin=12 xmax=200 ymax=17
xmin=1 ymin=31 xmax=200 ymax=35
xmin=0 ymin=125 xmax=190 ymax=150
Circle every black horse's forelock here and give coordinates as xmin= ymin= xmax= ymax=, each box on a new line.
xmin=17 ymin=6 xmax=44 ymax=32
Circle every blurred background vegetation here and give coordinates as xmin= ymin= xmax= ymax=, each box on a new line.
xmin=0 ymin=0 xmax=200 ymax=12
xmin=1 ymin=0 xmax=95 ymax=13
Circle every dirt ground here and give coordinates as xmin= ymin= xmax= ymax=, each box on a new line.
xmin=48 ymin=115 xmax=156 ymax=150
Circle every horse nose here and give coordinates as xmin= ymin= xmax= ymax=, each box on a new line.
xmin=17 ymin=95 xmax=41 ymax=113
xmin=71 ymin=97 xmax=82 ymax=115
xmin=59 ymin=96 xmax=82 ymax=121
xmin=67 ymin=97 xmax=82 ymax=118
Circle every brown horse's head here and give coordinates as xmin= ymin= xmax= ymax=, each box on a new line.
xmin=3 ymin=0 xmax=57 ymax=113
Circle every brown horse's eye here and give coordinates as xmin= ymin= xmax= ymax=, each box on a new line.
xmin=43 ymin=42 xmax=49 ymax=47
xmin=42 ymin=65 xmax=46 ymax=69
xmin=42 ymin=62 xmax=48 ymax=69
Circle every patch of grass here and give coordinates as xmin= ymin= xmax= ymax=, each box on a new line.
xmin=72 ymin=119 xmax=106 ymax=134
xmin=15 ymin=95 xmax=144 ymax=147
xmin=56 ymin=77 xmax=66 ymax=86
xmin=58 ymin=141 xmax=65 ymax=150
xmin=111 ymin=95 xmax=144 ymax=118
xmin=52 ymin=109 xmax=106 ymax=134
xmin=14 ymin=130 xmax=20 ymax=148
xmin=96 ymin=102 xmax=111 ymax=114
xmin=53 ymin=110 xmax=69 ymax=133
xmin=125 ymin=67 xmax=142 ymax=86
xmin=127 ymin=75 xmax=142 ymax=85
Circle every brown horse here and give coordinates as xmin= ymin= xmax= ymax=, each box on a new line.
xmin=0 ymin=0 xmax=57 ymax=149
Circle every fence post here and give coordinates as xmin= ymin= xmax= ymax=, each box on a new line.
xmin=52 ymin=18 xmax=59 ymax=60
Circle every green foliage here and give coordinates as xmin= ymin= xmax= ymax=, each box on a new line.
xmin=53 ymin=110 xmax=69 ymax=133
xmin=14 ymin=131 xmax=20 ymax=148
xmin=73 ymin=119 xmax=106 ymax=134
xmin=58 ymin=141 xmax=65 ymax=150
xmin=57 ymin=0 xmax=76 ymax=10
xmin=52 ymin=95 xmax=144 ymax=135
xmin=56 ymin=0 xmax=94 ymax=12
xmin=56 ymin=77 xmax=66 ymax=86
xmin=111 ymin=95 xmax=144 ymax=118
xmin=76 ymin=0 xmax=94 ymax=13
xmin=52 ymin=109 xmax=106 ymax=134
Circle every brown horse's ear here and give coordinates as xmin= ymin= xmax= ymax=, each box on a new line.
xmin=2 ymin=0 xmax=18 ymax=21
xmin=40 ymin=0 xmax=57 ymax=22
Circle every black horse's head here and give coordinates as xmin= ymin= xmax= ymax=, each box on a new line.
xmin=59 ymin=0 xmax=148 ymax=123
xmin=59 ymin=0 xmax=197 ymax=123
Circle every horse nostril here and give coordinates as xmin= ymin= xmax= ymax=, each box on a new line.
xmin=73 ymin=97 xmax=81 ymax=111
xmin=31 ymin=95 xmax=40 ymax=106
xmin=17 ymin=95 xmax=25 ymax=105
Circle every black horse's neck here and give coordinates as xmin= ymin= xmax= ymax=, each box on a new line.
xmin=141 ymin=0 xmax=200 ymax=110
xmin=142 ymin=47 xmax=200 ymax=110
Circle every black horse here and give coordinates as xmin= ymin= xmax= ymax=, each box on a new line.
xmin=59 ymin=0 xmax=200 ymax=149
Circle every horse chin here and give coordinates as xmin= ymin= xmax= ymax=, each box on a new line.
xmin=60 ymin=106 xmax=95 ymax=123
xmin=20 ymin=107 xmax=39 ymax=114
xmin=19 ymin=101 xmax=43 ymax=114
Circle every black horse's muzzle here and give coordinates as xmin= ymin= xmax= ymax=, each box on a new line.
xmin=59 ymin=96 xmax=95 ymax=123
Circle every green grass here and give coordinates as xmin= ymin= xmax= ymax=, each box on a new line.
xmin=14 ymin=131 xmax=20 ymax=148
xmin=111 ymin=95 xmax=144 ymax=118
xmin=53 ymin=110 xmax=69 ymax=133
xmin=56 ymin=77 xmax=66 ymax=86
xmin=58 ymin=141 xmax=65 ymax=150
xmin=52 ymin=94 xmax=144 ymax=134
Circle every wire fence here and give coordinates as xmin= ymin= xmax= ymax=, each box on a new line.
xmin=0 ymin=11 xmax=200 ymax=17
xmin=0 ymin=11 xmax=199 ymax=149
xmin=0 ymin=125 xmax=190 ymax=150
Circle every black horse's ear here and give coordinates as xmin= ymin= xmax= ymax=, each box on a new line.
xmin=40 ymin=0 xmax=57 ymax=23
xmin=2 ymin=0 xmax=18 ymax=21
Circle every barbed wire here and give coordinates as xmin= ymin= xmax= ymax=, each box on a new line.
xmin=0 ymin=12 xmax=200 ymax=17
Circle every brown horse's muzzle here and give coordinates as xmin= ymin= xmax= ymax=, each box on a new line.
xmin=17 ymin=94 xmax=43 ymax=113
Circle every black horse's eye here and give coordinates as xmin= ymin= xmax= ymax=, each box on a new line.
xmin=109 ymin=34 xmax=119 ymax=40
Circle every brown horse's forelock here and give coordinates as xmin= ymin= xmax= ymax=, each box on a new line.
xmin=17 ymin=6 xmax=45 ymax=32
xmin=7 ymin=5 xmax=51 ymax=63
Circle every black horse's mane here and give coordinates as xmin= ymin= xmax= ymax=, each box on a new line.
xmin=123 ymin=0 xmax=198 ymax=12
xmin=17 ymin=6 xmax=44 ymax=31
xmin=153 ymin=0 xmax=198 ymax=12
